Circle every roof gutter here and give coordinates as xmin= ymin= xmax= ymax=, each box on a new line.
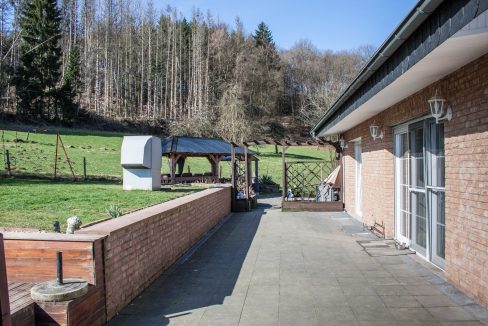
xmin=311 ymin=0 xmax=445 ymax=137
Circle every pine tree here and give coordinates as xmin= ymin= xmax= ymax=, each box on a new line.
xmin=253 ymin=22 xmax=275 ymax=48
xmin=253 ymin=21 xmax=279 ymax=69
xmin=13 ymin=0 xmax=63 ymax=119
xmin=60 ymin=46 xmax=81 ymax=119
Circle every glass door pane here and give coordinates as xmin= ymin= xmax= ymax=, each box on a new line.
xmin=394 ymin=131 xmax=410 ymax=244
xmin=355 ymin=142 xmax=362 ymax=217
xmin=409 ymin=122 xmax=427 ymax=256
xmin=427 ymin=122 xmax=445 ymax=268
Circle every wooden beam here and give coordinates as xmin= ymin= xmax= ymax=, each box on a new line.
xmin=244 ymin=145 xmax=249 ymax=200
xmin=215 ymin=156 xmax=221 ymax=183
xmin=231 ymin=143 xmax=236 ymax=191
xmin=282 ymin=145 xmax=287 ymax=200
xmin=170 ymin=154 xmax=177 ymax=185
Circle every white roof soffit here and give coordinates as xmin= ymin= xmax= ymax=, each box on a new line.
xmin=318 ymin=9 xmax=488 ymax=137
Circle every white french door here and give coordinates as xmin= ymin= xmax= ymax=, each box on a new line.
xmin=394 ymin=118 xmax=445 ymax=268
xmin=426 ymin=120 xmax=446 ymax=268
xmin=354 ymin=141 xmax=362 ymax=218
xmin=394 ymin=126 xmax=410 ymax=246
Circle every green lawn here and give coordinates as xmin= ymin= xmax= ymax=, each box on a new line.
xmin=1 ymin=128 xmax=124 ymax=177
xmin=0 ymin=126 xmax=333 ymax=230
xmin=0 ymin=178 xmax=202 ymax=231
xmin=1 ymin=127 xmax=333 ymax=185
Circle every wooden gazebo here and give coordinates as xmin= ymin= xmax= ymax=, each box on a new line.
xmin=161 ymin=136 xmax=257 ymax=185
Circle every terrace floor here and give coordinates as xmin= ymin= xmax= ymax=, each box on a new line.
xmin=109 ymin=197 xmax=488 ymax=326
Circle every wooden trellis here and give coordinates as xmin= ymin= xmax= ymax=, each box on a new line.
xmin=284 ymin=160 xmax=337 ymax=201
xmin=237 ymin=137 xmax=344 ymax=212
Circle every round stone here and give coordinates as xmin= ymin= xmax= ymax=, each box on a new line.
xmin=30 ymin=279 xmax=88 ymax=302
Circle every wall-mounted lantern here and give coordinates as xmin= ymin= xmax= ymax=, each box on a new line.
xmin=369 ymin=121 xmax=384 ymax=141
xmin=428 ymin=91 xmax=452 ymax=124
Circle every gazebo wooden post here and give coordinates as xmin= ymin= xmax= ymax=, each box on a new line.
xmin=244 ymin=144 xmax=251 ymax=211
xmin=231 ymin=142 xmax=236 ymax=194
xmin=244 ymin=145 xmax=249 ymax=200
xmin=281 ymin=144 xmax=287 ymax=200
xmin=207 ymin=154 xmax=221 ymax=183
xmin=169 ymin=154 xmax=182 ymax=185
xmin=177 ymin=156 xmax=186 ymax=175
xmin=169 ymin=154 xmax=175 ymax=185
xmin=215 ymin=156 xmax=221 ymax=183
xmin=254 ymin=159 xmax=259 ymax=193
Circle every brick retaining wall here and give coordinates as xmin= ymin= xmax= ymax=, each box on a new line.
xmin=78 ymin=186 xmax=231 ymax=320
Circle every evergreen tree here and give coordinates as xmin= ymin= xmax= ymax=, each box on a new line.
xmin=60 ymin=46 xmax=81 ymax=120
xmin=253 ymin=22 xmax=275 ymax=48
xmin=253 ymin=21 xmax=279 ymax=69
xmin=13 ymin=0 xmax=63 ymax=119
xmin=249 ymin=22 xmax=281 ymax=117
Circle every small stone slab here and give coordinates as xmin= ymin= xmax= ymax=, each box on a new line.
xmin=31 ymin=279 xmax=88 ymax=302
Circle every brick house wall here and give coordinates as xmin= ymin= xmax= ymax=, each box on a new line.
xmin=79 ymin=186 xmax=232 ymax=320
xmin=341 ymin=53 xmax=488 ymax=308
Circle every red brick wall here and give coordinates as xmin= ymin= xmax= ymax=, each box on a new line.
xmin=343 ymin=124 xmax=397 ymax=238
xmin=79 ymin=186 xmax=232 ymax=320
xmin=341 ymin=53 xmax=488 ymax=307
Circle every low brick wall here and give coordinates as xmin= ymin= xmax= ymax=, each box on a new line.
xmin=78 ymin=186 xmax=231 ymax=320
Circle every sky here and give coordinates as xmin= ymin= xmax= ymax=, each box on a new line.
xmin=154 ymin=0 xmax=418 ymax=52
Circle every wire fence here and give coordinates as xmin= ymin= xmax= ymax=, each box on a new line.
xmin=1 ymin=129 xmax=120 ymax=179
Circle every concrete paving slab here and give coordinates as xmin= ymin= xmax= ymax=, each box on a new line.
xmin=428 ymin=306 xmax=477 ymax=321
xmin=108 ymin=198 xmax=488 ymax=326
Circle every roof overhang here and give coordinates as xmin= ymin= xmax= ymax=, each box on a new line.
xmin=317 ymin=10 xmax=488 ymax=136
xmin=312 ymin=0 xmax=488 ymax=137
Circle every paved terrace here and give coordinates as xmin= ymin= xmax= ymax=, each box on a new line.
xmin=109 ymin=197 xmax=488 ymax=326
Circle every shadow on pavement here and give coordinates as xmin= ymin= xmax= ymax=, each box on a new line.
xmin=108 ymin=203 xmax=268 ymax=325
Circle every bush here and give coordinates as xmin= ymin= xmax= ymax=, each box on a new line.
xmin=259 ymin=175 xmax=275 ymax=185
xmin=105 ymin=204 xmax=123 ymax=219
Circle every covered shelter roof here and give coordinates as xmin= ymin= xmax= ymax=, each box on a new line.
xmin=161 ymin=136 xmax=257 ymax=159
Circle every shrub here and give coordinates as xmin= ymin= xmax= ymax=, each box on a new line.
xmin=105 ymin=204 xmax=123 ymax=219
xmin=259 ymin=175 xmax=275 ymax=185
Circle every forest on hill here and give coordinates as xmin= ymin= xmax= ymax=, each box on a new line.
xmin=0 ymin=0 xmax=374 ymax=141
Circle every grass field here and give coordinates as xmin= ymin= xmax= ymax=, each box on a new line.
xmin=0 ymin=126 xmax=333 ymax=230
xmin=1 ymin=128 xmax=124 ymax=177
xmin=1 ymin=127 xmax=333 ymax=185
xmin=0 ymin=178 xmax=202 ymax=231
